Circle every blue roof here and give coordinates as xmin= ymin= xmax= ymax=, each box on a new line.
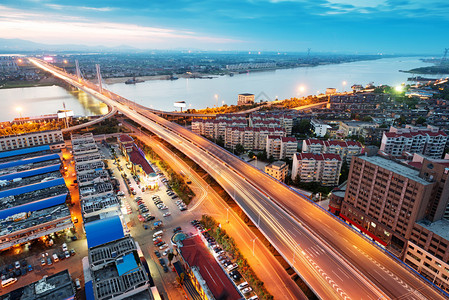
xmin=116 ymin=253 xmax=139 ymax=276
xmin=0 ymin=177 xmax=65 ymax=199
xmin=84 ymin=281 xmax=95 ymax=300
xmin=0 ymin=164 xmax=61 ymax=181
xmin=0 ymin=193 xmax=67 ymax=220
xmin=0 ymin=153 xmax=60 ymax=170
xmin=0 ymin=145 xmax=50 ymax=159
xmin=85 ymin=216 xmax=124 ymax=249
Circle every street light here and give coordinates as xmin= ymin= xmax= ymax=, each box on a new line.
xmin=253 ymin=156 xmax=258 ymax=169
xmin=252 ymin=237 xmax=258 ymax=256
xmin=214 ymin=94 xmax=219 ymax=107
xmin=16 ymin=106 xmax=23 ymax=119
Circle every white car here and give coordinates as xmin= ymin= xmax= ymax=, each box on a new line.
xmin=163 ymin=212 xmax=171 ymax=217
xmin=226 ymin=263 xmax=238 ymax=271
xmin=241 ymin=287 xmax=253 ymax=294
xmin=247 ymin=296 xmax=259 ymax=300
xmin=162 ymin=250 xmax=170 ymax=256
xmin=238 ymin=282 xmax=249 ymax=289
xmin=160 ymin=206 xmax=168 ymax=210
xmin=159 ymin=244 xmax=168 ymax=250
xmin=62 ymin=243 xmax=68 ymax=252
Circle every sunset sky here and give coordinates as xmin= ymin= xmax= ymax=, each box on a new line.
xmin=0 ymin=0 xmax=447 ymax=54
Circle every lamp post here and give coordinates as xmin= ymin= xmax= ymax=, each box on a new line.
xmin=253 ymin=156 xmax=258 ymax=169
xmin=252 ymin=237 xmax=258 ymax=256
xmin=214 ymin=94 xmax=219 ymax=107
xmin=16 ymin=106 xmax=23 ymax=121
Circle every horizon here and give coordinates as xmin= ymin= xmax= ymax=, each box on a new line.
xmin=0 ymin=1 xmax=447 ymax=54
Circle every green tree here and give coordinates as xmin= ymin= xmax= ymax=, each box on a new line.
xmin=235 ymin=143 xmax=245 ymax=155
xmin=416 ymin=116 xmax=426 ymax=125
xmin=168 ymin=252 xmax=175 ymax=265
xmin=292 ymin=119 xmax=311 ymax=135
xmin=339 ymin=161 xmax=349 ymax=184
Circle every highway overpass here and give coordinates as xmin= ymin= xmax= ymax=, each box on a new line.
xmin=30 ymin=58 xmax=448 ymax=300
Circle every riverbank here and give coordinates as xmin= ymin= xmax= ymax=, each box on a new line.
xmin=401 ymin=65 xmax=449 ymax=75
xmin=104 ymin=73 xmax=219 ymax=84
xmin=0 ymin=75 xmax=64 ymax=89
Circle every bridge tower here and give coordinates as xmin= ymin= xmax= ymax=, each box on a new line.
xmin=95 ymin=64 xmax=103 ymax=93
xmin=75 ymin=60 xmax=81 ymax=82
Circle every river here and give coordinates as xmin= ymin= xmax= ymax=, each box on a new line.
xmin=0 ymin=56 xmax=445 ymax=121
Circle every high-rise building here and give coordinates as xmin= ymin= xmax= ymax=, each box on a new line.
xmin=341 ymin=155 xmax=434 ymax=252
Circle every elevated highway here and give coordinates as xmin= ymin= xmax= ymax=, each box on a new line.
xmin=30 ymin=58 xmax=447 ymax=300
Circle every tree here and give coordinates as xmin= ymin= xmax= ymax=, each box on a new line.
xmin=168 ymin=252 xmax=175 ymax=265
xmin=235 ymin=143 xmax=245 ymax=155
xmin=247 ymin=151 xmax=255 ymax=159
xmin=292 ymin=119 xmax=311 ymax=135
xmin=416 ymin=116 xmax=426 ymax=125
xmin=339 ymin=161 xmax=349 ymax=184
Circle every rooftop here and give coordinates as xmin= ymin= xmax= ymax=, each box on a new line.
xmin=0 ymin=153 xmax=60 ymax=172
xmin=82 ymin=194 xmax=120 ymax=215
xmin=357 ymin=156 xmax=431 ymax=186
xmin=128 ymin=144 xmax=154 ymax=175
xmin=266 ymin=161 xmax=287 ymax=169
xmin=180 ymin=236 xmax=241 ymax=300
xmin=0 ymin=269 xmax=74 ymax=300
xmin=0 ymin=194 xmax=70 ymax=237
xmin=0 ymin=145 xmax=51 ymax=160
xmin=85 ymin=215 xmax=125 ymax=249
xmin=417 ymin=219 xmax=449 ymax=242
xmin=0 ymin=164 xmax=61 ymax=191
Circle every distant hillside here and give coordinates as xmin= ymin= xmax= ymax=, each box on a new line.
xmin=0 ymin=38 xmax=139 ymax=53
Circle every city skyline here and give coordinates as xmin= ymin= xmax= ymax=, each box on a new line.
xmin=0 ymin=0 xmax=448 ymax=54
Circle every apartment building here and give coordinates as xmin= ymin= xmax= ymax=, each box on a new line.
xmin=341 ymin=155 xmax=434 ymax=252
xmin=329 ymin=93 xmax=390 ymax=112
xmin=291 ymin=153 xmax=342 ymax=186
xmin=310 ymin=119 xmax=331 ymax=137
xmin=225 ymin=126 xmax=285 ymax=150
xmin=340 ymin=153 xmax=449 ymax=292
xmin=265 ymin=161 xmax=288 ymax=182
xmin=191 ymin=111 xmax=294 ymax=141
xmin=0 ymin=130 xmax=64 ymax=151
xmin=339 ymin=121 xmax=379 ymax=137
xmin=302 ymin=139 xmax=364 ymax=163
xmin=380 ymin=125 xmax=448 ymax=159
xmin=237 ymin=93 xmax=255 ymax=105
xmin=266 ymin=136 xmax=297 ymax=160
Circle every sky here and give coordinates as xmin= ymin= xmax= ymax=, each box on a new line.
xmin=0 ymin=0 xmax=448 ymax=54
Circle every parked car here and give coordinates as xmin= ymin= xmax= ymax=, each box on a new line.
xmin=241 ymin=287 xmax=253 ymax=294
xmin=163 ymin=212 xmax=171 ymax=217
xmin=47 ymin=257 xmax=52 ymax=266
xmin=70 ymin=249 xmax=76 ymax=256
xmin=154 ymin=251 xmax=161 ymax=258
xmin=238 ymin=282 xmax=249 ymax=290
xmin=173 ymin=226 xmax=182 ymax=233
xmin=14 ymin=262 xmax=20 ymax=269
xmin=227 ymin=263 xmax=238 ymax=271
xmin=65 ymin=251 xmax=70 ymax=259
xmin=163 ymin=265 xmax=169 ymax=272
xmin=40 ymin=259 xmax=46 ymax=266
xmin=62 ymin=243 xmax=68 ymax=252
xmin=75 ymin=278 xmax=81 ymax=290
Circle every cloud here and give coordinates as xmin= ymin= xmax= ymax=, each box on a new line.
xmin=46 ymin=4 xmax=115 ymax=12
xmin=0 ymin=5 xmax=240 ymax=48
